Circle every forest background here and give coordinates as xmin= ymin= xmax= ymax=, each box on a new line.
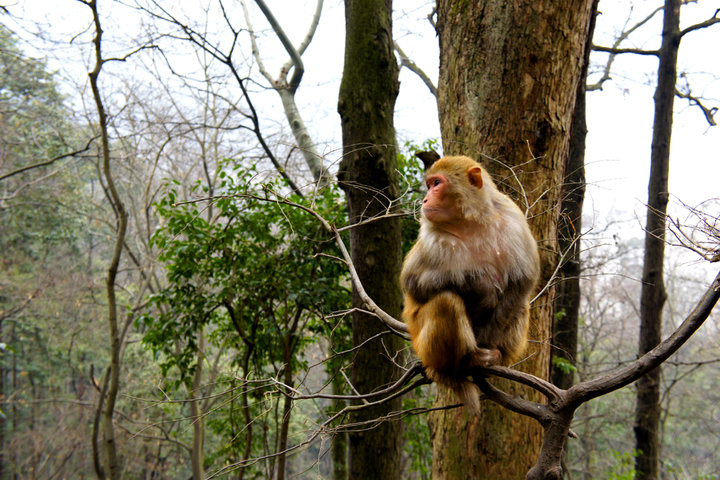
xmin=1 ymin=0 xmax=719 ymax=479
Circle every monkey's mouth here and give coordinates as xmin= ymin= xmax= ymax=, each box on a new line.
xmin=422 ymin=207 xmax=441 ymax=215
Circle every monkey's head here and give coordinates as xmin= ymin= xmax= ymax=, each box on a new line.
xmin=422 ymin=155 xmax=496 ymax=228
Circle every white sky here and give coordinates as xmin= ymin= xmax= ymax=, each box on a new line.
xmin=250 ymin=0 xmax=720 ymax=237
xmin=5 ymin=0 xmax=720 ymax=250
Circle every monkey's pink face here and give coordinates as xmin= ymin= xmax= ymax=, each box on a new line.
xmin=422 ymin=174 xmax=459 ymax=224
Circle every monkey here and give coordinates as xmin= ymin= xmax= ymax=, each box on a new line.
xmin=400 ymin=155 xmax=540 ymax=413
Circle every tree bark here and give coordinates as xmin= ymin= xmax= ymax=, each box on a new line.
xmin=433 ymin=0 xmax=594 ymax=476
xmin=552 ymin=0 xmax=598 ymax=391
xmin=337 ymin=1 xmax=403 ymax=479
xmin=634 ymin=1 xmax=680 ymax=478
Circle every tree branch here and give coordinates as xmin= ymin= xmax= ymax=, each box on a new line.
xmin=679 ymin=9 xmax=720 ymax=38
xmin=394 ymin=41 xmax=437 ymax=97
xmin=569 ymin=268 xmax=720 ymax=403
xmin=588 ymin=5 xmax=663 ymax=91
xmin=0 ymin=135 xmax=99 ymax=182
xmin=252 ymin=0 xmax=322 ymax=93
xmin=676 ymin=87 xmax=717 ymax=126
xmin=591 ymin=44 xmax=659 ymax=56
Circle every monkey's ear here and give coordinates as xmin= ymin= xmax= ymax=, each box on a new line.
xmin=467 ymin=167 xmax=484 ymax=188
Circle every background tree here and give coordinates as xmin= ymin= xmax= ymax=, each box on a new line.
xmin=84 ymin=1 xmax=131 ymax=476
xmin=0 ymin=23 xmax=102 ymax=479
xmin=337 ymin=1 xmax=404 ymax=479
xmin=634 ymin=1 xmax=680 ymax=477
xmin=588 ymin=2 xmax=719 ymax=476
xmin=551 ymin=0 xmax=598 ymax=390
xmin=242 ymin=0 xmax=332 ymax=186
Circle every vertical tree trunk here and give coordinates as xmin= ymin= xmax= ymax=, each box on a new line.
xmin=634 ymin=1 xmax=680 ymax=478
xmin=276 ymin=327 xmax=298 ymax=480
xmin=87 ymin=2 xmax=128 ymax=478
xmin=433 ymin=1 xmax=594 ymax=476
xmin=331 ymin=375 xmax=348 ymax=480
xmin=337 ymin=1 xmax=403 ymax=479
xmin=190 ymin=331 xmax=205 ymax=480
xmin=552 ymin=0 xmax=598 ymax=391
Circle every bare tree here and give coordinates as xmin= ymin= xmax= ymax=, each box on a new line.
xmin=591 ymin=3 xmax=719 ymax=476
xmin=242 ymin=0 xmax=332 ymax=187
xmin=84 ymin=1 xmax=128 ymax=477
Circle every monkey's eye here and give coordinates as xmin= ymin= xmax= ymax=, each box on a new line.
xmin=428 ymin=177 xmax=442 ymax=188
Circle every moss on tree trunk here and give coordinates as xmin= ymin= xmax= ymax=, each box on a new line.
xmin=337 ymin=1 xmax=403 ymax=479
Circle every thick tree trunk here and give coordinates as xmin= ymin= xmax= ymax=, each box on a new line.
xmin=433 ymin=1 xmax=594 ymax=477
xmin=337 ymin=1 xmax=403 ymax=479
xmin=552 ymin=0 xmax=598 ymax=391
xmin=634 ymin=1 xmax=680 ymax=478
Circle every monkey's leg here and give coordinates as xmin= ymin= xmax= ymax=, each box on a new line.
xmin=410 ymin=291 xmax=482 ymax=413
xmin=410 ymin=291 xmax=477 ymax=378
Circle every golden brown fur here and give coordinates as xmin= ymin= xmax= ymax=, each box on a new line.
xmin=400 ymin=155 xmax=540 ymax=413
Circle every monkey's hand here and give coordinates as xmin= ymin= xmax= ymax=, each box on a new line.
xmin=467 ymin=347 xmax=502 ymax=368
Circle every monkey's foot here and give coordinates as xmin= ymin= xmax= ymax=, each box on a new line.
xmin=467 ymin=347 xmax=502 ymax=368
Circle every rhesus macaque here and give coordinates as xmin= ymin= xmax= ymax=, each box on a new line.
xmin=400 ymin=155 xmax=540 ymax=413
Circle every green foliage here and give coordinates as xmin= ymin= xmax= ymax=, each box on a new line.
xmin=402 ymin=386 xmax=434 ymax=480
xmin=0 ymin=24 xmax=89 ymax=261
xmin=141 ymin=161 xmax=353 ymax=471
xmin=552 ymin=355 xmax=578 ymax=375
xmin=143 ymin=163 xmax=351 ymax=380
xmin=608 ymin=450 xmax=638 ymax=480
xmin=0 ymin=23 xmax=74 ymax=176
xmin=397 ymin=139 xmax=439 ymax=255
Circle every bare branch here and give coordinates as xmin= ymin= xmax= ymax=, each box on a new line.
xmin=679 ymin=8 xmax=720 ymax=38
xmin=477 ymin=365 xmax=563 ymax=403
xmin=0 ymin=290 xmax=38 ymax=322
xmin=591 ymin=45 xmax=659 ymax=56
xmin=145 ymin=0 xmax=304 ymax=196
xmin=676 ymin=87 xmax=717 ymax=126
xmin=241 ymin=0 xmax=331 ymax=186
xmin=394 ymin=41 xmax=437 ymax=97
xmin=253 ymin=0 xmax=320 ymax=92
xmin=568 ymin=268 xmax=720 ymax=403
xmin=588 ymin=5 xmax=663 ymax=91
xmin=104 ymin=43 xmax=158 ymax=63
xmin=274 ymin=362 xmax=426 ymax=401
xmin=475 ymin=377 xmax=550 ymax=424
xmin=667 ymin=197 xmax=720 ymax=261
xmin=0 ymin=135 xmax=99 ymax=182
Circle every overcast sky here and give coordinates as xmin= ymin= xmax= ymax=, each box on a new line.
xmin=5 ymin=0 xmax=720 ymax=256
